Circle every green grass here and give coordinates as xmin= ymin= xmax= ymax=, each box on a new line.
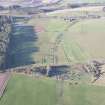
xmin=67 ymin=19 xmax=105 ymax=33
xmin=66 ymin=19 xmax=105 ymax=59
xmin=62 ymin=37 xmax=90 ymax=64
xmin=64 ymin=83 xmax=105 ymax=105
xmin=28 ymin=17 xmax=92 ymax=64
xmin=28 ymin=18 xmax=70 ymax=64
xmin=28 ymin=14 xmax=105 ymax=64
xmin=0 ymin=74 xmax=56 ymax=105
xmin=61 ymin=19 xmax=105 ymax=63
xmin=1 ymin=75 xmax=105 ymax=105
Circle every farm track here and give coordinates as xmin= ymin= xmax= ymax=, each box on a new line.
xmin=56 ymin=77 xmax=64 ymax=105
xmin=54 ymin=21 xmax=79 ymax=105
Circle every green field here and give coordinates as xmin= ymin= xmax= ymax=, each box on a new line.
xmin=0 ymin=74 xmax=56 ymax=105
xmin=28 ymin=15 xmax=105 ymax=64
xmin=66 ymin=19 xmax=105 ymax=59
xmin=28 ymin=18 xmax=70 ymax=64
xmin=1 ymin=74 xmax=105 ymax=105
xmin=63 ymin=83 xmax=105 ymax=105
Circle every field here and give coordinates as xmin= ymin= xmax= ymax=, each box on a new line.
xmin=65 ymin=19 xmax=105 ymax=59
xmin=0 ymin=74 xmax=105 ymax=105
xmin=28 ymin=13 xmax=105 ymax=64
xmin=28 ymin=17 xmax=70 ymax=64
xmin=1 ymin=2 xmax=105 ymax=105
xmin=63 ymin=83 xmax=105 ymax=105
xmin=0 ymin=74 xmax=56 ymax=105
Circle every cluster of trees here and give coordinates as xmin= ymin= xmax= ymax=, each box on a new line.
xmin=0 ymin=16 xmax=11 ymax=69
xmin=0 ymin=16 xmax=11 ymax=32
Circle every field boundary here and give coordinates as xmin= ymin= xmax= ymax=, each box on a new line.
xmin=0 ymin=72 xmax=11 ymax=99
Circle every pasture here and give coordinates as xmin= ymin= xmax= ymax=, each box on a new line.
xmin=0 ymin=74 xmax=56 ymax=105
xmin=0 ymin=74 xmax=105 ymax=105
xmin=66 ymin=19 xmax=105 ymax=59
xmin=28 ymin=16 xmax=92 ymax=64
xmin=28 ymin=11 xmax=105 ymax=64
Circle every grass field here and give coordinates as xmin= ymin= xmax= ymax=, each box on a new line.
xmin=28 ymin=15 xmax=105 ymax=65
xmin=63 ymin=83 xmax=105 ymax=105
xmin=66 ymin=19 xmax=105 ymax=59
xmin=0 ymin=74 xmax=105 ymax=105
xmin=0 ymin=74 xmax=56 ymax=105
xmin=28 ymin=18 xmax=70 ymax=64
xmin=28 ymin=16 xmax=92 ymax=64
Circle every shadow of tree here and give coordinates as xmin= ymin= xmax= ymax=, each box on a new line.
xmin=5 ymin=24 xmax=39 ymax=69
